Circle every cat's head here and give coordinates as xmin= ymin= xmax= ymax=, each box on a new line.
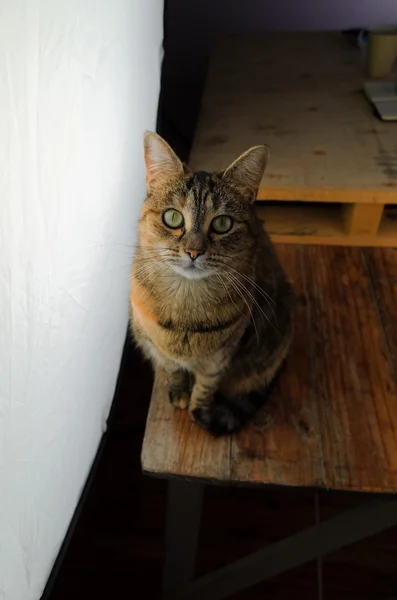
xmin=138 ymin=131 xmax=269 ymax=280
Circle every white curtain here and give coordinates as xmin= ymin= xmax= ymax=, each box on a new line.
xmin=0 ymin=1 xmax=163 ymax=598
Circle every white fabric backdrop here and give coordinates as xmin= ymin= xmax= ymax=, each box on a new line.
xmin=0 ymin=1 xmax=163 ymax=598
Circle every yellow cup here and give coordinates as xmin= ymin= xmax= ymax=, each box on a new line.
xmin=367 ymin=26 xmax=397 ymax=78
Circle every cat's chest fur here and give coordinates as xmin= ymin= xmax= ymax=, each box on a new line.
xmin=130 ymin=277 xmax=240 ymax=364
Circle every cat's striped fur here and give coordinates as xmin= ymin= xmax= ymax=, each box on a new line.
xmin=130 ymin=132 xmax=294 ymax=436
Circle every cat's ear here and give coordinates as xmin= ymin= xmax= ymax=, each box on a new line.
xmin=144 ymin=131 xmax=184 ymax=191
xmin=222 ymin=145 xmax=269 ymax=203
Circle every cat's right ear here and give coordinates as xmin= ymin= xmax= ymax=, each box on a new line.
xmin=144 ymin=131 xmax=184 ymax=192
xmin=222 ymin=145 xmax=269 ymax=203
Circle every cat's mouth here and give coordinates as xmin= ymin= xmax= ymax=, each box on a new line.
xmin=172 ymin=261 xmax=212 ymax=280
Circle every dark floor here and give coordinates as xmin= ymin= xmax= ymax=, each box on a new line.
xmin=46 ymin=341 xmax=397 ymax=600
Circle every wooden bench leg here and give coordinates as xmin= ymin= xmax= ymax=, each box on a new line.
xmin=162 ymin=480 xmax=204 ymax=594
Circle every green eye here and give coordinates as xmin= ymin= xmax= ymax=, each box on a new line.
xmin=163 ymin=209 xmax=184 ymax=229
xmin=211 ymin=215 xmax=233 ymax=234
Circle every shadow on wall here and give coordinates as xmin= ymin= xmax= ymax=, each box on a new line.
xmin=161 ymin=0 xmax=397 ymax=156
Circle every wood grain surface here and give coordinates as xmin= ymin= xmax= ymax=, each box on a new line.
xmin=141 ymin=245 xmax=397 ymax=493
xmin=305 ymin=246 xmax=397 ymax=492
xmin=189 ymin=33 xmax=397 ymax=205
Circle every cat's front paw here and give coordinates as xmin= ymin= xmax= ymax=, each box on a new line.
xmin=189 ymin=403 xmax=242 ymax=436
xmin=169 ymin=390 xmax=190 ymax=410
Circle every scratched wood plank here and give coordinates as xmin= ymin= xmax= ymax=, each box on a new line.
xmin=305 ymin=246 xmax=397 ymax=492
xmin=141 ymin=370 xmax=232 ymax=481
xmin=230 ymin=245 xmax=325 ymax=487
xmin=189 ymin=33 xmax=397 ymax=204
xmin=142 ymin=246 xmax=397 ymax=492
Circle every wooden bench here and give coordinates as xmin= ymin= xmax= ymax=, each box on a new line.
xmin=141 ymin=33 xmax=397 ymax=599
xmin=142 ymin=244 xmax=397 ymax=599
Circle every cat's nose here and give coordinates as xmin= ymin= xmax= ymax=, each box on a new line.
xmin=185 ymin=249 xmax=204 ymax=261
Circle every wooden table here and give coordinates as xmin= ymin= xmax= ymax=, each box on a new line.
xmin=189 ymin=33 xmax=397 ymax=246
xmin=142 ymin=244 xmax=397 ymax=599
xmin=141 ymin=34 xmax=397 ymax=600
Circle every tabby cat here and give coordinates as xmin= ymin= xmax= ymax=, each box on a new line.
xmin=130 ymin=132 xmax=294 ymax=436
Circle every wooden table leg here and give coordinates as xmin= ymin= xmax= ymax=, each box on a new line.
xmin=162 ymin=480 xmax=204 ymax=594
xmin=165 ymin=497 xmax=397 ymax=600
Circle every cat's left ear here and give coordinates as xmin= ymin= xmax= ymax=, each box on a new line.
xmin=144 ymin=131 xmax=184 ymax=191
xmin=222 ymin=145 xmax=269 ymax=203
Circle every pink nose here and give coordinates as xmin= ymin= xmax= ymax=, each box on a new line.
xmin=185 ymin=249 xmax=204 ymax=261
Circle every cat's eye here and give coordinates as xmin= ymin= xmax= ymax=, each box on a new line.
xmin=163 ymin=209 xmax=184 ymax=229
xmin=211 ymin=215 xmax=233 ymax=234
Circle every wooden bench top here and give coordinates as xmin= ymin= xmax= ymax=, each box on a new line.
xmin=189 ymin=33 xmax=397 ymax=205
xmin=141 ymin=245 xmax=397 ymax=494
